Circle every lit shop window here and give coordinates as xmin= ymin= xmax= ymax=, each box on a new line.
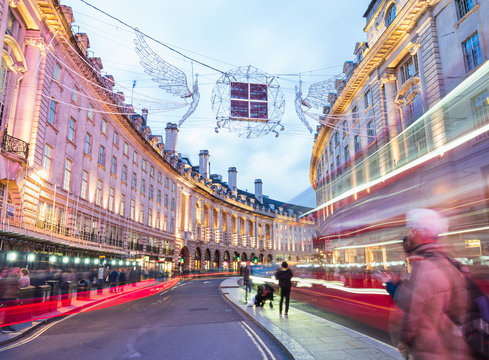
xmin=230 ymin=82 xmax=268 ymax=121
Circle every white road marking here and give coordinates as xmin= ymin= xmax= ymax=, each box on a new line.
xmin=240 ymin=322 xmax=267 ymax=360
xmin=241 ymin=321 xmax=277 ymax=360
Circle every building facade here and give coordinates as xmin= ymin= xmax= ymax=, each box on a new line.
xmin=0 ymin=1 xmax=315 ymax=272
xmin=310 ymin=0 xmax=489 ymax=261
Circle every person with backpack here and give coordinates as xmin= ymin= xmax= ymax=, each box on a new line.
xmin=378 ymin=209 xmax=474 ymax=359
xmin=275 ymin=261 xmax=293 ymax=317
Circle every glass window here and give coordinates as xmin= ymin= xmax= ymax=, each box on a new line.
xmin=101 ymin=118 xmax=107 ymax=134
xmin=141 ymin=179 xmax=145 ymax=194
xmin=43 ymin=144 xmax=53 ymax=175
xmin=72 ymin=86 xmax=79 ymax=104
xmin=113 ymin=131 xmax=118 ymax=145
xmin=98 ymin=145 xmax=105 ymax=167
xmin=48 ymin=99 xmax=57 ymax=125
xmin=95 ymin=179 xmax=103 ymax=206
xmin=123 ymin=142 xmax=128 ymax=156
xmin=133 ymin=152 xmax=137 ymax=164
xmin=130 ymin=199 xmax=135 ymax=220
xmin=400 ymin=55 xmax=419 ymax=84
xmin=81 ymin=170 xmax=88 ymax=200
xmin=122 ymin=165 xmax=127 ymax=182
xmin=463 ymin=32 xmax=483 ymax=72
xmin=342 ymin=121 xmax=348 ymax=136
xmin=385 ymin=4 xmax=396 ymax=27
xmin=68 ymin=117 xmax=76 ymax=142
xmin=150 ymin=166 xmax=154 ymax=177
xmin=139 ymin=205 xmax=144 ymax=224
xmin=364 ymin=89 xmax=372 ymax=108
xmin=120 ymin=194 xmax=125 ymax=216
xmin=149 ymin=185 xmax=153 ymax=200
xmin=354 ymin=135 xmax=361 ymax=154
xmin=53 ymin=63 xmax=61 ymax=82
xmin=108 ymin=187 xmax=115 ymax=212
xmin=88 ymin=104 xmax=93 ymax=121
xmin=111 ymin=156 xmax=117 ymax=175
xmin=84 ymin=133 xmax=92 ymax=155
xmin=171 ymin=198 xmax=175 ymax=210
xmin=344 ymin=145 xmax=350 ymax=164
xmin=164 ymin=194 xmax=168 ymax=207
xmin=158 ymin=172 xmax=162 ymax=183
xmin=132 ymin=173 xmax=137 ymax=189
xmin=62 ymin=158 xmax=72 ymax=191
xmin=157 ymin=189 xmax=161 ymax=203
xmin=456 ymin=0 xmax=474 ymax=18
xmin=142 ymin=159 xmax=146 ymax=171
xmin=472 ymin=90 xmax=489 ymax=129
xmin=334 ymin=132 xmax=339 ymax=146
xmin=367 ymin=120 xmax=376 ymax=143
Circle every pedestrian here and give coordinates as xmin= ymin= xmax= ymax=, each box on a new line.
xmin=0 ymin=267 xmax=20 ymax=333
xmin=108 ymin=268 xmax=119 ymax=293
xmin=19 ymin=268 xmax=30 ymax=288
xmin=242 ymin=261 xmax=252 ymax=301
xmin=118 ymin=268 xmax=126 ymax=293
xmin=275 ymin=261 xmax=293 ymax=317
xmin=378 ymin=209 xmax=472 ymax=359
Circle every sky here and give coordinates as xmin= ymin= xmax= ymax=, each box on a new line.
xmin=61 ymin=0 xmax=372 ymax=207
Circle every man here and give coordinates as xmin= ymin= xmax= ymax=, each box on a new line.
xmin=275 ymin=261 xmax=293 ymax=317
xmin=243 ymin=261 xmax=252 ymax=301
xmin=385 ymin=209 xmax=472 ymax=359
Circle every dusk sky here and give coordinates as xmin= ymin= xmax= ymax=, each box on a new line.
xmin=62 ymin=0 xmax=371 ymax=207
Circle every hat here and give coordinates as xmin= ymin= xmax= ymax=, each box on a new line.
xmin=281 ymin=261 xmax=288 ymax=268
xmin=406 ymin=208 xmax=448 ymax=239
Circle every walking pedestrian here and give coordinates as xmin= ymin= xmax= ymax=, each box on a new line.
xmin=275 ymin=261 xmax=293 ymax=317
xmin=378 ymin=209 xmax=472 ymax=359
xmin=108 ymin=268 xmax=119 ymax=293
xmin=242 ymin=261 xmax=252 ymax=301
xmin=118 ymin=268 xmax=126 ymax=292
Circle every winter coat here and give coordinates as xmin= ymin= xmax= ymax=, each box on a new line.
xmin=393 ymin=243 xmax=472 ymax=360
xmin=275 ymin=268 xmax=293 ymax=289
xmin=243 ymin=265 xmax=251 ymax=281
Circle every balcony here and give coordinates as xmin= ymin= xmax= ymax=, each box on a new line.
xmin=2 ymin=132 xmax=29 ymax=161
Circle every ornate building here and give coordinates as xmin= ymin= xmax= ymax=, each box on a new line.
xmin=0 ymin=1 xmax=315 ymax=271
xmin=310 ymin=0 xmax=488 ymax=256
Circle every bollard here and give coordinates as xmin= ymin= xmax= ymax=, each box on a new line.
xmin=18 ymin=286 xmax=36 ymax=322
xmin=45 ymin=280 xmax=60 ymax=312
xmin=60 ymin=281 xmax=74 ymax=307
xmin=77 ymin=280 xmax=91 ymax=300
xmin=34 ymin=285 xmax=52 ymax=316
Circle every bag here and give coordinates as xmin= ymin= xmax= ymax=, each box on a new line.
xmin=247 ymin=295 xmax=255 ymax=307
xmin=444 ymin=256 xmax=489 ymax=359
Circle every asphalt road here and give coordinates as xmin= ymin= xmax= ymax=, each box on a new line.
xmin=0 ymin=278 xmax=289 ymax=360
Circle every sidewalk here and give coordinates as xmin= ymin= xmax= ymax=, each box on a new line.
xmin=220 ymin=277 xmax=402 ymax=360
xmin=0 ymin=279 xmax=170 ymax=346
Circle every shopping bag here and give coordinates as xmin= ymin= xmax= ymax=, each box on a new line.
xmin=247 ymin=295 xmax=255 ymax=307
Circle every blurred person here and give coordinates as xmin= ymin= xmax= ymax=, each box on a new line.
xmin=0 ymin=267 xmax=20 ymax=333
xmin=275 ymin=261 xmax=293 ymax=317
xmin=118 ymin=268 xmax=126 ymax=292
xmin=19 ymin=268 xmax=30 ymax=288
xmin=242 ymin=261 xmax=252 ymax=301
xmin=108 ymin=268 xmax=119 ymax=293
xmin=379 ymin=209 xmax=472 ymax=360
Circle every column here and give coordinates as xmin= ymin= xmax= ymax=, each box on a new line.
xmin=381 ymin=72 xmax=401 ymax=166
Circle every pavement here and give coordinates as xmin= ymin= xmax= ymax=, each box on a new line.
xmin=220 ymin=277 xmax=403 ymax=360
xmin=0 ymin=278 xmax=166 ymax=346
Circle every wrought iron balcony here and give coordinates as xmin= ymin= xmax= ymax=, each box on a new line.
xmin=2 ymin=132 xmax=29 ymax=160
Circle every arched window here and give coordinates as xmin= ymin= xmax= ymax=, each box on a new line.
xmin=385 ymin=4 xmax=397 ymax=27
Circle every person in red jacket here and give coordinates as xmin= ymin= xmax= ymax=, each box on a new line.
xmin=275 ymin=261 xmax=293 ymax=317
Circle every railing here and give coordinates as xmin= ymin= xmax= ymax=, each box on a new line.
xmin=1 ymin=132 xmax=29 ymax=161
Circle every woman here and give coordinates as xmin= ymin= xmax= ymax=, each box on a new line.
xmin=19 ymin=268 xmax=30 ymax=288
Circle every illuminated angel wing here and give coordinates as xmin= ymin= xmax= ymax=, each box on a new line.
xmin=134 ymin=29 xmax=191 ymax=98
xmin=294 ymin=82 xmax=313 ymax=134
xmin=302 ymin=79 xmax=335 ymax=109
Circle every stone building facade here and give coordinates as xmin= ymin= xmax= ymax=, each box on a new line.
xmin=310 ymin=0 xmax=488 ymax=251
xmin=0 ymin=1 xmax=315 ymax=271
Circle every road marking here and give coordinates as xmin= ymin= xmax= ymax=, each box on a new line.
xmin=240 ymin=321 xmax=276 ymax=360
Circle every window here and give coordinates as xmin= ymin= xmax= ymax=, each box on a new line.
xmin=122 ymin=165 xmax=127 ymax=182
xmin=98 ymin=145 xmax=106 ymax=167
xmin=352 ymin=106 xmax=359 ymax=122
xmin=62 ymin=159 xmax=72 ymax=191
xmin=142 ymin=159 xmax=146 ymax=171
xmin=165 ymin=177 xmax=169 ymax=188
xmin=95 ymin=179 xmax=103 ymax=206
xmin=130 ymin=199 xmax=135 ymax=220
xmin=72 ymin=86 xmax=79 ymax=104
xmin=139 ymin=204 xmax=144 ymax=224
xmin=53 ymin=63 xmax=61 ymax=82
xmin=400 ymin=55 xmax=419 ymax=84
xmin=164 ymin=194 xmax=168 ymax=207
xmin=84 ymin=133 xmax=92 ymax=155
xmin=132 ymin=172 xmax=137 ymax=189
xmin=472 ymin=90 xmax=489 ymax=129
xmin=230 ymin=82 xmax=268 ymax=121
xmin=334 ymin=132 xmax=339 ymax=146
xmin=123 ymin=142 xmax=128 ymax=156
xmin=158 ymin=172 xmax=162 ymax=183
xmin=367 ymin=120 xmax=376 ymax=143
xmin=43 ymin=144 xmax=53 ymax=175
xmin=150 ymin=166 xmax=154 ymax=177
xmin=101 ymin=118 xmax=107 ymax=134
xmin=133 ymin=152 xmax=138 ymax=164
xmin=67 ymin=117 xmax=76 ymax=142
xmin=328 ymin=142 xmax=333 ymax=156
xmin=148 ymin=209 xmax=153 ymax=227
xmin=344 ymin=145 xmax=350 ymax=164
xmin=171 ymin=198 xmax=175 ymax=211
xmin=354 ymin=135 xmax=361 ymax=154
xmin=111 ymin=156 xmax=117 ymax=175
xmin=463 ymin=33 xmax=483 ymax=72
xmin=156 ymin=212 xmax=161 ymax=229
xmin=149 ymin=185 xmax=153 ymax=200
xmin=385 ymin=3 xmax=396 ymax=27
xmin=120 ymin=194 xmax=126 ymax=216
xmin=456 ymin=0 xmax=474 ymax=18
xmin=141 ymin=179 xmax=146 ymax=194
xmin=48 ymin=99 xmax=57 ymax=125
xmin=88 ymin=104 xmax=94 ymax=121
xmin=113 ymin=131 xmax=118 ymax=145
xmin=364 ymin=89 xmax=372 ymax=108
xmin=81 ymin=171 xmax=88 ymax=200
xmin=108 ymin=187 xmax=115 ymax=212
xmin=342 ymin=121 xmax=348 ymax=137
xmin=157 ymin=189 xmax=161 ymax=203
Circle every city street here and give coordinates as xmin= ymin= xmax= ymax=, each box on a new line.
xmin=0 ymin=278 xmax=288 ymax=360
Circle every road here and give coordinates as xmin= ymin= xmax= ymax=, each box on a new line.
xmin=0 ymin=278 xmax=288 ymax=360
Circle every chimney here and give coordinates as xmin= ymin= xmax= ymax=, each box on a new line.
xmin=254 ymin=179 xmax=263 ymax=204
xmin=228 ymin=167 xmax=237 ymax=195
xmin=165 ymin=123 xmax=178 ymax=155
xmin=142 ymin=108 xmax=148 ymax=127
xmin=199 ymin=150 xmax=210 ymax=178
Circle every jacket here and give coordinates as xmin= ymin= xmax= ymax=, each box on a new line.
xmin=394 ymin=243 xmax=472 ymax=360
xmin=275 ymin=268 xmax=293 ymax=289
